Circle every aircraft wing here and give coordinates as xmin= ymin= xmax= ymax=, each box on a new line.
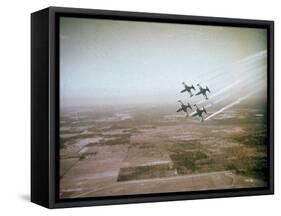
xmin=177 ymin=108 xmax=183 ymax=112
xmin=180 ymin=88 xmax=187 ymax=93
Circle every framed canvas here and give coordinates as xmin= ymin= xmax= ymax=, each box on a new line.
xmin=31 ymin=7 xmax=274 ymax=208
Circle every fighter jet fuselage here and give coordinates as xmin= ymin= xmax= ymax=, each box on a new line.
xmin=192 ymin=105 xmax=207 ymax=122
xmin=177 ymin=100 xmax=192 ymax=113
xmin=195 ymin=84 xmax=210 ymax=100
xmin=180 ymin=82 xmax=196 ymax=97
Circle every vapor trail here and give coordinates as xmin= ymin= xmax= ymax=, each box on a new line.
xmin=202 ymin=50 xmax=267 ymax=83
xmin=205 ymin=57 xmax=266 ymax=85
xmin=195 ymin=66 xmax=266 ymax=105
xmin=189 ymin=93 xmax=232 ymax=116
xmin=204 ymin=90 xmax=260 ymax=121
xmin=197 ymin=79 xmax=242 ymax=105
xmin=193 ymin=50 xmax=266 ymax=81
xmin=189 ymin=76 xmax=265 ymax=118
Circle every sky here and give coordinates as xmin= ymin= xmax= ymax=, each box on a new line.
xmin=60 ymin=17 xmax=267 ymax=107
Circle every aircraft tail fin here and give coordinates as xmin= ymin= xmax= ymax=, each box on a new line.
xmin=203 ymin=106 xmax=207 ymax=113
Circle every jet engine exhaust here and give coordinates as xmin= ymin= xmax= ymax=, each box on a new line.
xmin=205 ymin=89 xmax=260 ymax=121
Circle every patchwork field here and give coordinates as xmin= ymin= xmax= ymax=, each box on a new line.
xmin=59 ymin=104 xmax=268 ymax=199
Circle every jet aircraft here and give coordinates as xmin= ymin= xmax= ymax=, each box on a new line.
xmin=177 ymin=100 xmax=192 ymax=116
xmin=180 ymin=82 xmax=196 ymax=97
xmin=192 ymin=104 xmax=207 ymax=122
xmin=195 ymin=84 xmax=210 ymax=100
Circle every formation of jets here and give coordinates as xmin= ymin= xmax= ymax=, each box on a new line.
xmin=177 ymin=82 xmax=211 ymax=122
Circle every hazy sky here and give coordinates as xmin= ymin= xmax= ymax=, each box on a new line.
xmin=60 ymin=17 xmax=267 ymax=107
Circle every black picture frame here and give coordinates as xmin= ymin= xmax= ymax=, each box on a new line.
xmin=31 ymin=6 xmax=274 ymax=209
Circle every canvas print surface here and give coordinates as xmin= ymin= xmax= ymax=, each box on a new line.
xmin=59 ymin=17 xmax=268 ymax=199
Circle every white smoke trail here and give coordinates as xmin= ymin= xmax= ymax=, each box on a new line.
xmin=195 ymin=66 xmax=266 ymax=106
xmin=193 ymin=50 xmax=266 ymax=82
xmin=203 ymin=50 xmax=267 ymax=83
xmin=189 ymin=93 xmax=232 ymax=116
xmin=190 ymin=76 xmax=265 ymax=118
xmin=184 ymin=50 xmax=267 ymax=119
xmin=204 ymin=59 xmax=266 ymax=91
xmin=204 ymin=90 xmax=260 ymax=121
xmin=184 ymin=61 xmax=266 ymax=106
xmin=196 ymin=79 xmax=242 ymax=105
